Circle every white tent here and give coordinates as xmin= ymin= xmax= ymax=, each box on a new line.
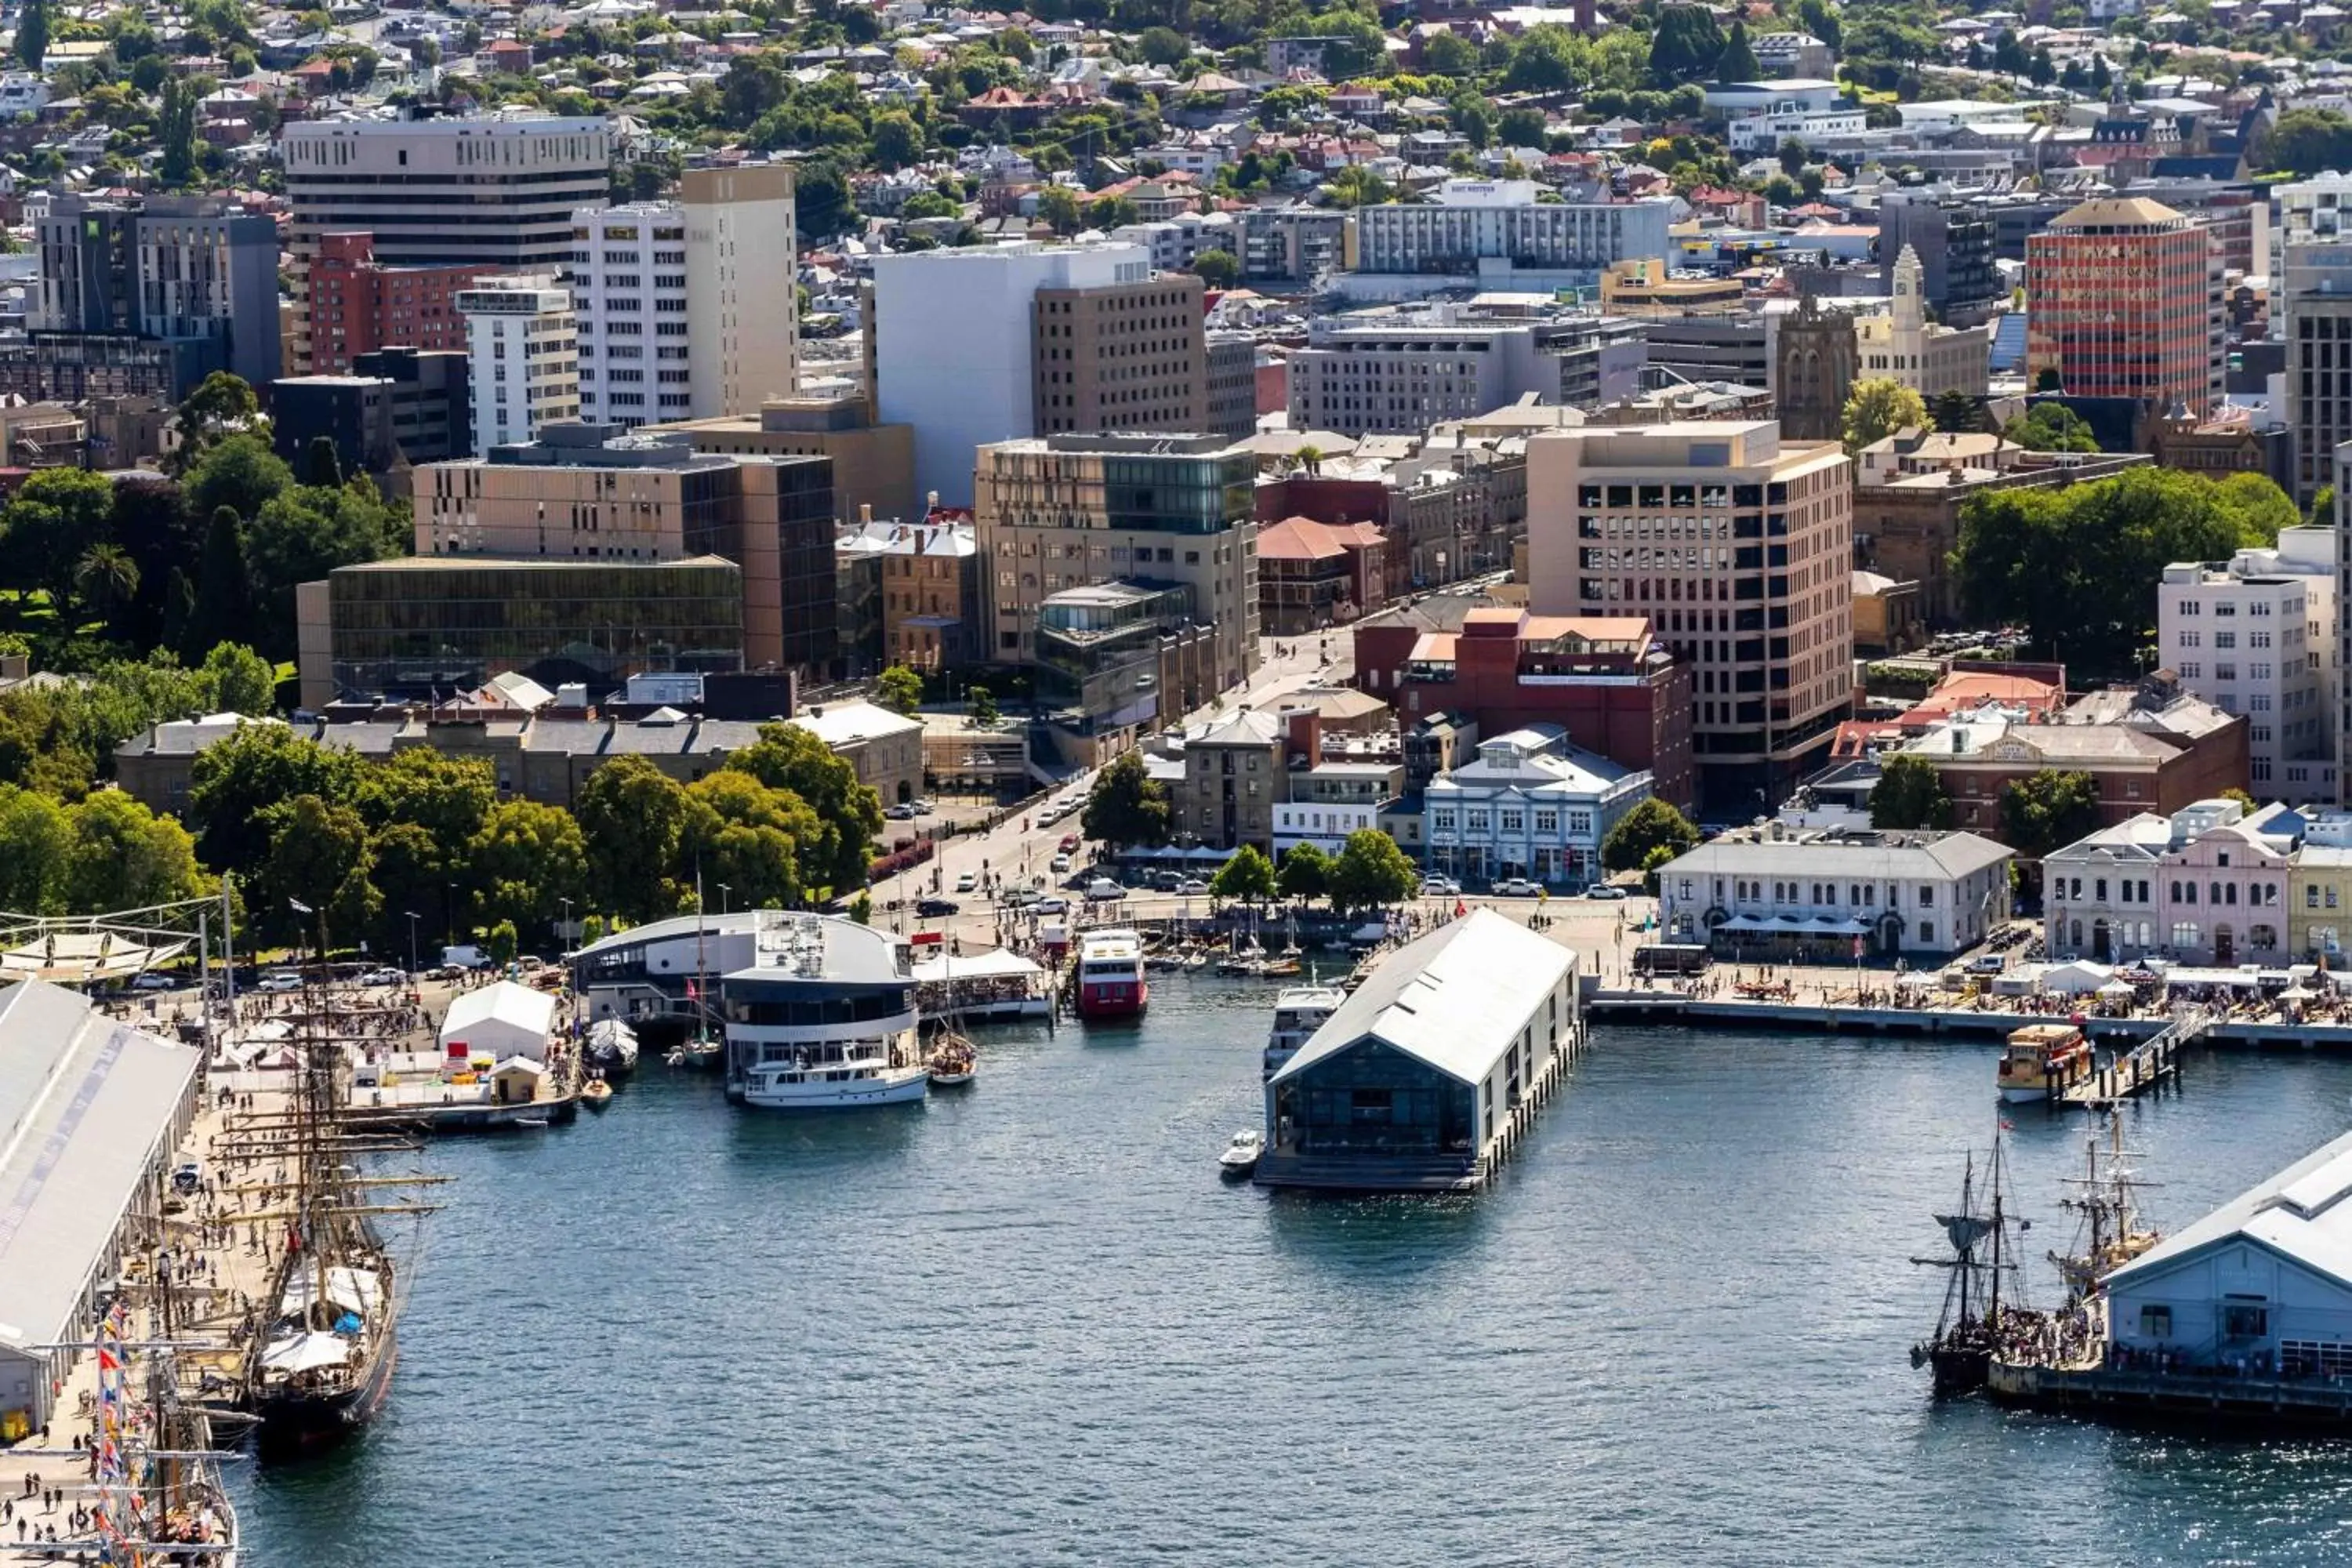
xmin=2039 ymin=960 xmax=2115 ymax=996
xmin=437 ymin=981 xmax=556 ymax=1064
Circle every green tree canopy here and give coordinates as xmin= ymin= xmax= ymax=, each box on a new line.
xmin=1842 ymin=377 xmax=1930 ymax=455
xmin=469 ymin=798 xmax=590 ymax=937
xmin=65 ymin=788 xmax=209 ymax=914
xmin=1602 ymin=797 xmax=1700 ymax=874
xmin=575 ymin=754 xmax=691 ymax=920
xmin=1210 ymin=842 xmax=1276 ymax=904
xmin=187 ymin=722 xmax=366 ymax=875
xmin=2262 ymin=107 xmax=2352 ymax=176
xmin=0 ymin=782 xmax=70 ymax=912
xmin=1868 ymin=753 xmax=1955 ymax=830
xmin=1327 ymin=829 xmax=1418 ymax=913
xmin=726 ymin=720 xmax=885 ymax=896
xmin=877 ymin=664 xmax=923 ymax=714
xmin=1276 ymin=842 xmax=1330 ymax=902
xmin=680 ymin=769 xmax=825 ymax=910
xmin=1929 ymin=390 xmax=1981 ymax=435
xmin=2002 ymin=403 xmax=2100 ymax=452
xmin=169 ymin=373 xmax=263 ymax=475
xmin=1190 ymin=248 xmax=1239 ymax=289
xmin=1998 ymin=770 xmax=2102 ymax=861
xmin=1646 ymin=5 xmax=1726 ymax=86
xmin=1715 ymin=19 xmax=1760 ymax=80
xmin=184 ymin=434 xmax=292 ymax=522
xmin=1081 ymin=750 xmax=1170 ymax=852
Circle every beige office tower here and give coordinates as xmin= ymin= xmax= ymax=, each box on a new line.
xmin=972 ymin=432 xmax=1259 ymax=692
xmin=1524 ymin=420 xmax=1853 ymax=811
xmin=1030 ymin=270 xmax=1207 ymax=437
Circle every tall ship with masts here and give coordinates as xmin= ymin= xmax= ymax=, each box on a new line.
xmin=1910 ymin=1133 xmax=2035 ymax=1395
xmin=2049 ymin=1109 xmax=2162 ymax=1302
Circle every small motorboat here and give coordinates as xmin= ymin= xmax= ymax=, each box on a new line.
xmin=928 ymin=1034 xmax=977 ymax=1087
xmin=667 ymin=1036 xmax=723 ymax=1070
xmin=1218 ymin=1129 xmax=1265 ymax=1175
xmin=580 ymin=1077 xmax=613 ymax=1110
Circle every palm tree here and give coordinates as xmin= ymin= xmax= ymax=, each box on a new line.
xmin=74 ymin=543 xmax=139 ymax=624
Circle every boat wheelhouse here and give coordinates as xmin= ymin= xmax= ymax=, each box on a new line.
xmin=1997 ymin=1022 xmax=2092 ymax=1103
xmin=721 ymin=914 xmax=927 ymax=1109
xmin=1264 ymin=985 xmax=1345 ymax=1080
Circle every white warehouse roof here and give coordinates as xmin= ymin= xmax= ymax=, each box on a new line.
xmin=438 ymin=980 xmax=557 ymax=1054
xmin=2109 ymin=1128 xmax=2352 ymax=1294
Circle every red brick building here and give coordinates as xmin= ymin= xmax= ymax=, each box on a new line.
xmin=307 ymin=231 xmax=497 ymax=375
xmin=1257 ymin=514 xmax=1391 ymax=633
xmin=1356 ymin=602 xmax=1696 ymax=811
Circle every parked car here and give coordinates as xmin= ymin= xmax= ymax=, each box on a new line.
xmin=1002 ymin=886 xmax=1042 ymax=907
xmin=1058 ymin=833 xmax=1081 ymax=853
xmin=1085 ymin=878 xmax=1127 ymax=901
xmin=256 ymin=972 xmax=303 ymax=993
xmin=955 ymin=872 xmax=978 ymax=892
xmin=1033 ymin=896 xmax=1070 ymax=916
xmin=1968 ymin=953 xmax=2005 ymax=974
xmin=171 ymin=1160 xmax=201 ymax=1196
xmin=1152 ymin=869 xmax=1182 ymax=891
xmin=916 ymin=897 xmax=960 ymax=917
xmin=909 ymin=798 xmax=936 ymax=815
xmin=131 ymin=971 xmax=180 ymax=990
xmin=885 ymin=803 xmax=919 ymax=820
xmin=1420 ymin=877 xmax=1461 ymax=896
xmin=1174 ymin=877 xmax=1210 ymax=895
xmin=357 ymin=967 xmax=407 ymax=986
xmin=1584 ymin=884 xmax=1628 ymax=901
xmin=1492 ymin=878 xmax=1541 ymax=897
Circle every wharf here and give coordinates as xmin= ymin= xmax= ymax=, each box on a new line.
xmin=1585 ymin=991 xmax=2352 ymax=1049
xmin=1986 ymin=1359 xmax=2352 ymax=1426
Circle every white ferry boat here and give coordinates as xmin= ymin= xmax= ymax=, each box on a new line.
xmin=1076 ymin=928 xmax=1149 ymax=1018
xmin=722 ymin=914 xmax=929 ymax=1109
xmin=1263 ymin=985 xmax=1344 ymax=1079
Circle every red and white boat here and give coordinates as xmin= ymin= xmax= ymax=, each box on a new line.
xmin=1075 ymin=929 xmax=1149 ymax=1018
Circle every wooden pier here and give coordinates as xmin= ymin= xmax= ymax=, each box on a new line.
xmin=2058 ymin=1007 xmax=2217 ymax=1109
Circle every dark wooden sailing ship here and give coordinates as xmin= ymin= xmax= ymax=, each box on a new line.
xmin=1910 ymin=1134 xmax=2031 ymax=1396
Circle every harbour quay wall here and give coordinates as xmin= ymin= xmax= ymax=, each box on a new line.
xmin=1584 ymin=993 xmax=2352 ymax=1049
xmin=1987 ymin=1362 xmax=2352 ymax=1427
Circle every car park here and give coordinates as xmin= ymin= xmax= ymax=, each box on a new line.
xmin=1492 ymin=878 xmax=1541 ymax=897
xmin=916 ymin=897 xmax=960 ymax=917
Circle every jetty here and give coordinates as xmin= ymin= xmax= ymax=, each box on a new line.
xmin=2059 ymin=1007 xmax=2217 ymax=1109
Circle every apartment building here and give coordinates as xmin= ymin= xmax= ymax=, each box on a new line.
xmin=305 ymin=230 xmax=489 ymax=375
xmin=31 ymin=192 xmax=280 ymax=394
xmin=973 ymin=431 xmax=1259 ymax=697
xmin=1286 ymin=310 xmax=1644 ymax=437
xmin=414 ymin=422 xmax=837 ymax=676
xmin=458 ymin=274 xmax=578 ymax=452
xmin=2157 ymin=530 xmax=2337 ymax=803
xmin=279 ymin=110 xmax=610 ymax=372
xmin=570 ymin=165 xmax=798 ymax=430
xmin=1524 ymin=420 xmax=1853 ymax=811
xmin=1350 ymin=180 xmax=1671 ymax=285
xmin=2024 ymin=196 xmax=2222 ymax=409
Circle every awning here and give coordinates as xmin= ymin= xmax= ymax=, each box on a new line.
xmin=261 ymin=1330 xmax=353 ymax=1374
xmin=913 ymin=949 xmax=1044 ymax=983
xmin=281 ymin=1265 xmax=384 ymax=1320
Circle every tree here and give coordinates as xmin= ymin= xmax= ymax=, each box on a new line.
xmin=200 ymin=641 xmax=274 ymax=714
xmin=870 ymin=111 xmax=923 ymax=170
xmin=469 ymin=799 xmax=590 ymax=936
xmin=64 ymin=789 xmax=208 ymax=914
xmin=877 ymin=664 xmax=923 ymax=715
xmin=1497 ymin=107 xmax=1548 ymax=149
xmin=169 ymin=374 xmax=263 ymax=475
xmin=1080 ymin=750 xmax=1169 ymax=853
xmin=1327 ymin=829 xmax=1417 ymax=913
xmin=680 ymin=770 xmax=825 ymax=910
xmin=2002 ymin=403 xmax=2100 ymax=452
xmin=1189 ymin=249 xmax=1239 ymax=289
xmin=14 ymin=0 xmax=45 ymax=71
xmin=1036 ymin=185 xmax=1083 ymax=235
xmin=1 ymin=467 xmax=117 ymax=622
xmin=1323 ymin=165 xmax=1391 ymax=209
xmin=2311 ymin=484 xmax=2337 ymax=529
xmin=1276 ymin=843 xmax=1330 ymax=902
xmin=1646 ymin=5 xmax=1726 ymax=87
xmin=158 ymin=74 xmax=200 ymax=187
xmin=1715 ymin=19 xmax=1760 ymax=81
xmin=1085 ymin=194 xmax=1139 ymax=230
xmin=183 ymin=435 xmax=292 ymax=522
xmin=1136 ymin=24 xmax=1189 ymax=64
xmin=2265 ymin=109 xmax=2352 ymax=177
xmin=0 ymin=783 xmax=70 ymax=912
xmin=257 ymin=792 xmax=377 ymax=939
xmin=1998 ymin=770 xmax=2102 ymax=861
xmin=1602 ymin=797 xmax=1700 ymax=875
xmin=1929 ymin=390 xmax=1981 ymax=435
xmin=1422 ymin=28 xmax=1479 ymax=77
xmin=1842 ymin=377 xmax=1930 ymax=455
xmin=486 ymin=918 xmax=518 ymax=966
xmin=574 ymin=755 xmax=690 ymax=920
xmin=967 ymin=684 xmax=1000 ymax=727
xmin=725 ymin=720 xmax=885 ymax=896
xmin=187 ymin=722 xmax=365 ymax=876
xmin=1210 ymin=843 xmax=1276 ymax=904
xmin=244 ymin=481 xmax=405 ymax=648
xmin=73 ymin=543 xmax=139 ymax=624
xmin=1868 ymin=753 xmax=1955 ymax=830
xmin=1502 ymin=24 xmax=1582 ymax=93
xmin=301 ymin=435 xmax=344 ymax=488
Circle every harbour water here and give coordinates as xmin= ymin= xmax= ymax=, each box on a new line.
xmin=238 ymin=982 xmax=2352 ymax=1565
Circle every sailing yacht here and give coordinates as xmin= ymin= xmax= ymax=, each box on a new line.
xmin=728 ymin=913 xmax=930 ymax=1109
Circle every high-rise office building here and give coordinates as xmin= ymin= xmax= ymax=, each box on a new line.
xmin=416 ymin=422 xmax=836 ymax=676
xmin=31 ymin=192 xmax=280 ymax=394
xmin=972 ymin=431 xmax=1258 ymax=694
xmin=569 ymin=165 xmax=799 ymax=430
xmin=2025 ymin=196 xmax=2221 ymax=409
xmin=1875 ymin=191 xmax=2000 ymax=328
xmin=279 ymin=109 xmax=609 ymax=370
xmin=1032 ymin=268 xmax=1208 ymax=439
xmin=458 ymin=275 xmax=579 ymax=454
xmin=2283 ymin=242 xmax=2352 ymax=502
xmin=305 ymin=231 xmax=491 ymax=375
xmin=1524 ymin=420 xmax=1852 ymax=810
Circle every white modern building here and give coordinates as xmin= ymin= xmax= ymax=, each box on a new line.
xmin=869 ymin=240 xmax=1150 ymax=507
xmin=569 ymin=165 xmax=799 ymax=430
xmin=2158 ymin=528 xmax=2336 ymax=802
xmin=1349 ymin=180 xmax=1672 ymax=289
xmin=1726 ymin=106 xmax=1869 ymax=154
xmin=279 ymin=110 xmax=610 ymax=371
xmin=1423 ymin=724 xmax=1652 ymax=888
xmin=1656 ymin=825 xmax=2014 ymax=958
xmin=1703 ymin=79 xmax=1846 ymax=118
xmin=458 ymin=274 xmax=579 ymax=454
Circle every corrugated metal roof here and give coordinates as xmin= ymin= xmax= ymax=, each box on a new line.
xmin=1269 ymin=909 xmax=1574 ymax=1089
xmin=0 ymin=981 xmax=200 ymax=1353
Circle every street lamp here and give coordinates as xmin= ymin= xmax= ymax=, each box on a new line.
xmin=558 ymin=895 xmax=575 ymax=946
xmin=404 ymin=910 xmax=421 ymax=979
xmin=717 ymin=884 xmax=731 ymax=916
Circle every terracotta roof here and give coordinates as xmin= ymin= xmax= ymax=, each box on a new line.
xmin=1258 ymin=515 xmax=1372 ymax=561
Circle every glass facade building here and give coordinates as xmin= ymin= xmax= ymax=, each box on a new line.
xmin=327 ymin=556 xmax=743 ymax=699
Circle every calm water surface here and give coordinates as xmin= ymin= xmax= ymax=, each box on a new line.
xmin=238 ymin=984 xmax=2352 ymax=1566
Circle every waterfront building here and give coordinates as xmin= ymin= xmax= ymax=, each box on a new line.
xmin=1033 ymin=579 xmax=1221 ymax=764
xmin=721 ymin=914 xmax=924 ymax=1109
xmin=439 ymin=980 xmax=556 ymax=1064
xmin=413 ymin=422 xmax=839 ymax=679
xmin=2156 ymin=532 xmax=2337 ymax=803
xmin=645 ymin=394 xmax=917 ymax=535
xmin=2100 ymin=1127 xmax=2352 ymax=1377
xmin=1179 ymin=707 xmax=1286 ymax=850
xmin=279 ymin=111 xmax=610 ymax=372
xmin=1523 ymin=419 xmax=1853 ymax=812
xmin=2025 ymin=197 xmax=2221 ymax=409
xmin=457 ymin=274 xmax=579 ymax=453
xmin=1258 ymin=909 xmax=1580 ymax=1192
xmin=2042 ymin=797 xmax=2297 ymax=967
xmin=1657 ymin=825 xmax=2014 ymax=959
xmin=0 ymin=981 xmax=202 ymax=1434
xmin=1272 ymin=745 xmax=1404 ymax=858
xmin=2291 ymin=812 xmax=2352 ymax=961
xmin=973 ymin=431 xmax=1259 ymax=696
xmin=568 ymin=167 xmax=799 ymax=430
xmin=1423 ymin=724 xmax=1652 ymax=889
